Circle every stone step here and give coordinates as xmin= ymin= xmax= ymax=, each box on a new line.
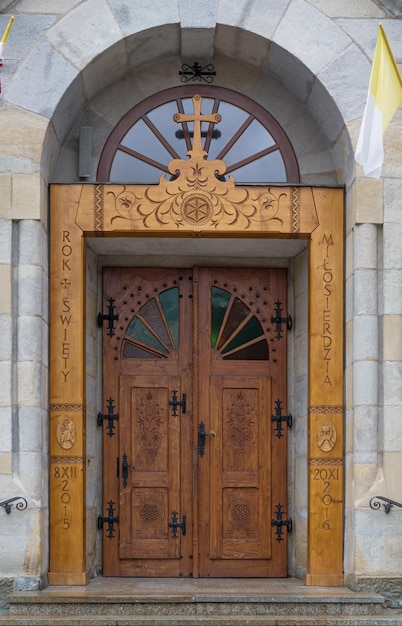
xmin=1 ymin=614 xmax=402 ymax=626
xmin=4 ymin=578 xmax=401 ymax=625
xmin=6 ymin=598 xmax=391 ymax=617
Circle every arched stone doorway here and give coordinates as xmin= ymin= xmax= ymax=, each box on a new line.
xmin=3 ymin=0 xmax=401 ymax=598
xmin=47 ymin=79 xmax=342 ymax=584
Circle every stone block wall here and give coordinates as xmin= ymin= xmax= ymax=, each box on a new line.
xmin=0 ymin=0 xmax=401 ymax=598
xmin=291 ymin=249 xmax=309 ymax=579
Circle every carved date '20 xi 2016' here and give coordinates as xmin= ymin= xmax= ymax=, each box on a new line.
xmin=312 ymin=462 xmax=341 ymax=531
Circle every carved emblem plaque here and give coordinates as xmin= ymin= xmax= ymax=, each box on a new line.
xmin=56 ymin=417 xmax=76 ymax=450
xmin=316 ymin=421 xmax=336 ymax=452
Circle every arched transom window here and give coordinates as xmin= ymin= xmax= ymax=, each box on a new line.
xmin=98 ymin=86 xmax=299 ymax=184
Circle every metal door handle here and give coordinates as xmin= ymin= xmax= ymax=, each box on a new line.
xmin=122 ymin=453 xmax=132 ymax=488
xmin=198 ymin=421 xmax=215 ymax=457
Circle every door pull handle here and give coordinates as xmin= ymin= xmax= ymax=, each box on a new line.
xmin=198 ymin=421 xmax=215 ymax=457
xmin=122 ymin=453 xmax=132 ymax=488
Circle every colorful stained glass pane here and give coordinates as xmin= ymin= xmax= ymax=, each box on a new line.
xmin=126 ymin=317 xmax=169 ymax=355
xmin=211 ymin=287 xmax=231 ymax=348
xmin=221 ymin=317 xmax=264 ymax=354
xmin=217 ymin=297 xmax=249 ymax=350
xmin=159 ymin=288 xmax=179 ymax=348
xmin=140 ymin=299 xmax=172 ymax=349
xmin=123 ymin=341 xmax=163 ymax=359
xmin=222 ymin=340 xmax=269 ymax=360
xmin=212 ymin=286 xmax=269 ymax=361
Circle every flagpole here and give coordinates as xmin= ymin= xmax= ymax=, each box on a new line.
xmin=0 ymin=16 xmax=15 ymax=91
xmin=1 ymin=16 xmax=15 ymax=44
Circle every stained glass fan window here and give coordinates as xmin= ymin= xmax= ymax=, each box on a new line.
xmin=123 ymin=288 xmax=178 ymax=359
xmin=212 ymin=287 xmax=269 ymax=360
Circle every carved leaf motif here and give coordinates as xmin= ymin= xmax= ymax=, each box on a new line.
xmin=136 ymin=392 xmax=164 ymax=462
xmin=226 ymin=391 xmax=256 ymax=450
xmin=103 ymin=167 xmax=290 ymax=231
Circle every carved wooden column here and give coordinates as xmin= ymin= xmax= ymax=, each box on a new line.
xmin=49 ymin=185 xmax=88 ymax=585
xmin=305 ymin=187 xmax=344 ymax=586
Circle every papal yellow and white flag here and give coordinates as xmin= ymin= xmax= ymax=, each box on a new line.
xmin=355 ymin=24 xmax=402 ymax=178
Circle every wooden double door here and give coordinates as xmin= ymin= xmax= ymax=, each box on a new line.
xmin=101 ymin=266 xmax=289 ymax=578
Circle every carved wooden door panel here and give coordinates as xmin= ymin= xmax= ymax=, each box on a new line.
xmin=101 ymin=268 xmax=193 ymax=576
xmin=101 ymin=267 xmax=288 ymax=577
xmin=198 ymin=268 xmax=288 ymax=577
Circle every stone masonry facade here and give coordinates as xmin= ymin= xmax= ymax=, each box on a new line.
xmin=0 ymin=0 xmax=401 ymax=606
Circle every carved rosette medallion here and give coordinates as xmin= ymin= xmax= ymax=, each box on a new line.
xmin=316 ymin=421 xmax=337 ymax=452
xmin=225 ymin=489 xmax=257 ymax=538
xmin=231 ymin=502 xmax=251 ymax=528
xmin=56 ymin=417 xmax=76 ymax=450
xmin=181 ymin=192 xmax=213 ymax=225
xmin=140 ymin=502 xmax=160 ymax=525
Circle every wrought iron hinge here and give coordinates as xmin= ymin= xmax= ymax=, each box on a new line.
xmin=271 ymin=399 xmax=292 ymax=439
xmin=271 ymin=300 xmax=292 ymax=339
xmin=271 ymin=503 xmax=292 ymax=542
xmin=98 ymin=397 xmax=119 ymax=436
xmin=98 ymin=500 xmax=119 ymax=539
xmin=169 ymin=389 xmax=186 ymax=417
xmin=198 ymin=421 xmax=215 ymax=457
xmin=0 ymin=496 xmax=28 ymax=514
xmin=168 ymin=511 xmax=186 ymax=539
xmin=98 ymin=297 xmax=119 ymax=336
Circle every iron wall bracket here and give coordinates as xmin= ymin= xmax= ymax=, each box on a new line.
xmin=370 ymin=496 xmax=402 ymax=514
xmin=0 ymin=496 xmax=28 ymax=514
xmin=179 ymin=62 xmax=216 ymax=83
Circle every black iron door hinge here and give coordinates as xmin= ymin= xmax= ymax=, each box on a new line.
xmin=168 ymin=511 xmax=186 ymax=538
xmin=271 ymin=300 xmax=292 ymax=339
xmin=169 ymin=389 xmax=186 ymax=417
xmin=98 ymin=397 xmax=119 ymax=437
xmin=98 ymin=297 xmax=119 ymax=336
xmin=271 ymin=503 xmax=292 ymax=542
xmin=98 ymin=500 xmax=119 ymax=539
xmin=271 ymin=399 xmax=292 ymax=439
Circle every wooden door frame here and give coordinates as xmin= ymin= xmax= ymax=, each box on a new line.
xmin=49 ymin=182 xmax=344 ymax=586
